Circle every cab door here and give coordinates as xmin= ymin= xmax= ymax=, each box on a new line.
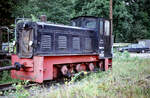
xmin=18 ymin=28 xmax=34 ymax=58
xmin=98 ymin=20 xmax=105 ymax=58
xmin=99 ymin=19 xmax=112 ymax=58
xmin=103 ymin=20 xmax=112 ymax=58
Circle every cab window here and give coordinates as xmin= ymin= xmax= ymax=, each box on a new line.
xmin=105 ymin=20 xmax=110 ymax=36
xmin=83 ymin=18 xmax=97 ymax=29
xmin=100 ymin=21 xmax=103 ymax=35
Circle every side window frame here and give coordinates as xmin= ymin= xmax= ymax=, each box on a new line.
xmin=99 ymin=20 xmax=104 ymax=35
xmin=104 ymin=20 xmax=110 ymax=36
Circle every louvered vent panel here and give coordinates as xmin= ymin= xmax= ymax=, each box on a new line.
xmin=73 ymin=37 xmax=80 ymax=50
xmin=85 ymin=38 xmax=92 ymax=50
xmin=58 ymin=36 xmax=67 ymax=49
xmin=41 ymin=35 xmax=51 ymax=49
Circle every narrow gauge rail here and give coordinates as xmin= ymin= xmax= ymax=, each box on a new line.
xmin=0 ymin=78 xmax=66 ymax=96
xmin=0 ymin=82 xmax=37 ymax=91
xmin=0 ymin=71 xmax=93 ymax=96
xmin=0 ymin=83 xmax=14 ymax=91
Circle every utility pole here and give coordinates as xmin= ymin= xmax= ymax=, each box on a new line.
xmin=0 ymin=29 xmax=2 ymax=51
xmin=109 ymin=0 xmax=113 ymax=36
xmin=109 ymin=0 xmax=113 ymax=55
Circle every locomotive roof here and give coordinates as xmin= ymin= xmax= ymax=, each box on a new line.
xmin=71 ymin=16 xmax=98 ymax=20
xmin=36 ymin=22 xmax=94 ymax=31
xmin=71 ymin=16 xmax=109 ymax=20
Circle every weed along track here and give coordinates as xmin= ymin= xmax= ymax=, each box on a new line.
xmin=0 ymin=83 xmax=15 ymax=91
xmin=0 ymin=82 xmax=38 ymax=95
xmin=0 ymin=77 xmax=68 ymax=96
xmin=0 ymin=71 xmax=92 ymax=96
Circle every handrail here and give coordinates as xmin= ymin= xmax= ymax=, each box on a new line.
xmin=0 ymin=26 xmax=10 ymax=53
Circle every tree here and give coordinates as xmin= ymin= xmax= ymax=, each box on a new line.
xmin=0 ymin=0 xmax=15 ymax=26
xmin=124 ymin=0 xmax=150 ymax=42
xmin=11 ymin=0 xmax=72 ymax=24
xmin=1 ymin=0 xmax=150 ymax=43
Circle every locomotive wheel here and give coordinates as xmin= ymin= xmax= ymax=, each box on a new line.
xmin=89 ymin=63 xmax=94 ymax=71
xmin=61 ymin=65 xmax=68 ymax=76
xmin=76 ymin=64 xmax=86 ymax=72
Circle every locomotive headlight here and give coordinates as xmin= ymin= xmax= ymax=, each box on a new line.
xmin=12 ymin=41 xmax=16 ymax=46
xmin=29 ymin=41 xmax=33 ymax=46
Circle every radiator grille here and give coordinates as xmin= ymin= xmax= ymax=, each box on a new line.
xmin=41 ymin=35 xmax=51 ymax=49
xmin=58 ymin=36 xmax=67 ymax=49
xmin=85 ymin=38 xmax=92 ymax=50
xmin=73 ymin=37 xmax=80 ymax=50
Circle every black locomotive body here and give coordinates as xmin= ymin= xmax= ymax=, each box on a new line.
xmin=16 ymin=16 xmax=112 ymax=59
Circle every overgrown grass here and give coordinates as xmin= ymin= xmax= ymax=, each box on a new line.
xmin=0 ymin=71 xmax=20 ymax=84
xmin=34 ymin=52 xmax=150 ymax=98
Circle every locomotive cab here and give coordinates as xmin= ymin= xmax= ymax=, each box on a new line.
xmin=71 ymin=16 xmax=112 ymax=58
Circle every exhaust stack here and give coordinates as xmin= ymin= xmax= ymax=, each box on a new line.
xmin=40 ymin=15 xmax=47 ymax=22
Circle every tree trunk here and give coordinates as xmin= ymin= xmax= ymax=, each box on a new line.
xmin=0 ymin=30 xmax=2 ymax=51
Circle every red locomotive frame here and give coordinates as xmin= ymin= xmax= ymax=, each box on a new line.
xmin=11 ymin=55 xmax=112 ymax=83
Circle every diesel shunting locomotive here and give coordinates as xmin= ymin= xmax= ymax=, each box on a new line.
xmin=1 ymin=16 xmax=112 ymax=83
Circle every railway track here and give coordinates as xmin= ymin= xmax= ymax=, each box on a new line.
xmin=0 ymin=82 xmax=38 ymax=92
xmin=0 ymin=83 xmax=14 ymax=91
xmin=0 ymin=71 xmax=96 ymax=91
xmin=0 ymin=82 xmax=42 ymax=97
xmin=0 ymin=72 xmax=93 ymax=96
xmin=0 ymin=79 xmax=66 ymax=96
